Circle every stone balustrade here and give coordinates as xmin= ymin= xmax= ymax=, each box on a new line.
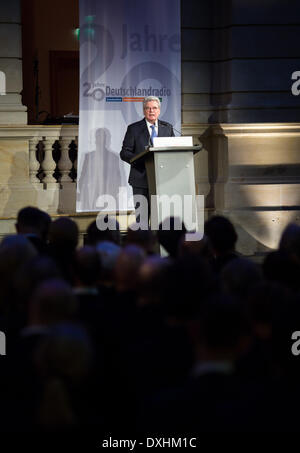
xmin=0 ymin=125 xmax=78 ymax=216
xmin=28 ymin=126 xmax=78 ymax=185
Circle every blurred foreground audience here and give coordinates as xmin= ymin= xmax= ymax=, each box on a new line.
xmin=0 ymin=208 xmax=298 ymax=434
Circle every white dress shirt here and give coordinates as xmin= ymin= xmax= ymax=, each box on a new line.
xmin=145 ymin=119 xmax=158 ymax=138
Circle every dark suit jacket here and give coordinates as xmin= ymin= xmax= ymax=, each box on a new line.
xmin=120 ymin=118 xmax=174 ymax=188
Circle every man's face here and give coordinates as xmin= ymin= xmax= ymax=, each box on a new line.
xmin=143 ymin=100 xmax=160 ymax=124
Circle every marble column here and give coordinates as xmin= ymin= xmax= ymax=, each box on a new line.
xmin=0 ymin=1 xmax=27 ymax=124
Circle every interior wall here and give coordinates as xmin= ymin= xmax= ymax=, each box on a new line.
xmin=21 ymin=0 xmax=79 ymax=124
xmin=181 ymin=0 xmax=300 ymax=123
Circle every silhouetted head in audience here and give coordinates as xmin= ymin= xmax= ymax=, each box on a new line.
xmin=114 ymin=245 xmax=145 ymax=293
xmin=137 ymin=255 xmax=171 ymax=307
xmin=204 ymin=215 xmax=238 ymax=257
xmin=0 ymin=235 xmax=38 ymax=313
xmin=15 ymin=255 xmax=62 ymax=314
xmin=48 ymin=217 xmax=79 ymax=251
xmin=126 ymin=224 xmax=157 ymax=255
xmin=221 ymin=257 xmax=262 ymax=301
xmin=16 ymin=206 xmax=51 ymax=254
xmin=179 ymin=235 xmax=215 ymax=267
xmin=74 ymin=246 xmax=101 ymax=288
xmin=29 ymin=278 xmax=78 ymax=326
xmin=263 ymin=249 xmax=300 ymax=291
xmin=279 ymin=222 xmax=300 ymax=263
xmin=16 ymin=206 xmax=51 ymax=241
xmin=157 ymin=216 xmax=186 ymax=258
xmin=161 ymin=255 xmax=216 ymax=322
xmin=85 ymin=216 xmax=121 ymax=246
xmin=0 ymin=234 xmax=38 ymax=262
xmin=96 ymin=240 xmax=121 ymax=286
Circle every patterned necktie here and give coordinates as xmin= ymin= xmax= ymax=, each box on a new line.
xmin=150 ymin=124 xmax=157 ymax=144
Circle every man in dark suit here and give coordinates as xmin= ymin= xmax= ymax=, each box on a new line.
xmin=120 ymin=96 xmax=174 ymax=223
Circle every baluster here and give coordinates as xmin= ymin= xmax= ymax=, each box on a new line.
xmin=58 ymin=138 xmax=73 ymax=183
xmin=74 ymin=137 xmax=78 ymax=178
xmin=29 ymin=137 xmax=40 ymax=183
xmin=41 ymin=137 xmax=57 ymax=184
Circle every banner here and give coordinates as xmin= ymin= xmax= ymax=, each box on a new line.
xmin=77 ymin=0 xmax=181 ymax=212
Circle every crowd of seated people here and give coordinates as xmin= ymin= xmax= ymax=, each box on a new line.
xmin=0 ymin=206 xmax=299 ymax=438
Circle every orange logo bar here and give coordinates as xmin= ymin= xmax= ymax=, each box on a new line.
xmin=123 ymin=97 xmax=144 ymax=102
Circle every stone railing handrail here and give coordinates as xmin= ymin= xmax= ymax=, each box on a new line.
xmin=0 ymin=124 xmax=78 ymax=137
xmin=0 ymin=124 xmax=79 ymax=185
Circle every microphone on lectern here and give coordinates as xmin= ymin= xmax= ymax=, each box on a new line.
xmin=159 ymin=120 xmax=182 ymax=136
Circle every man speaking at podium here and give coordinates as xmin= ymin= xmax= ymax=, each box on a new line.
xmin=120 ymin=96 xmax=174 ymax=222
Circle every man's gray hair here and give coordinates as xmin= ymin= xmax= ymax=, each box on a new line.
xmin=143 ymin=96 xmax=161 ymax=109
